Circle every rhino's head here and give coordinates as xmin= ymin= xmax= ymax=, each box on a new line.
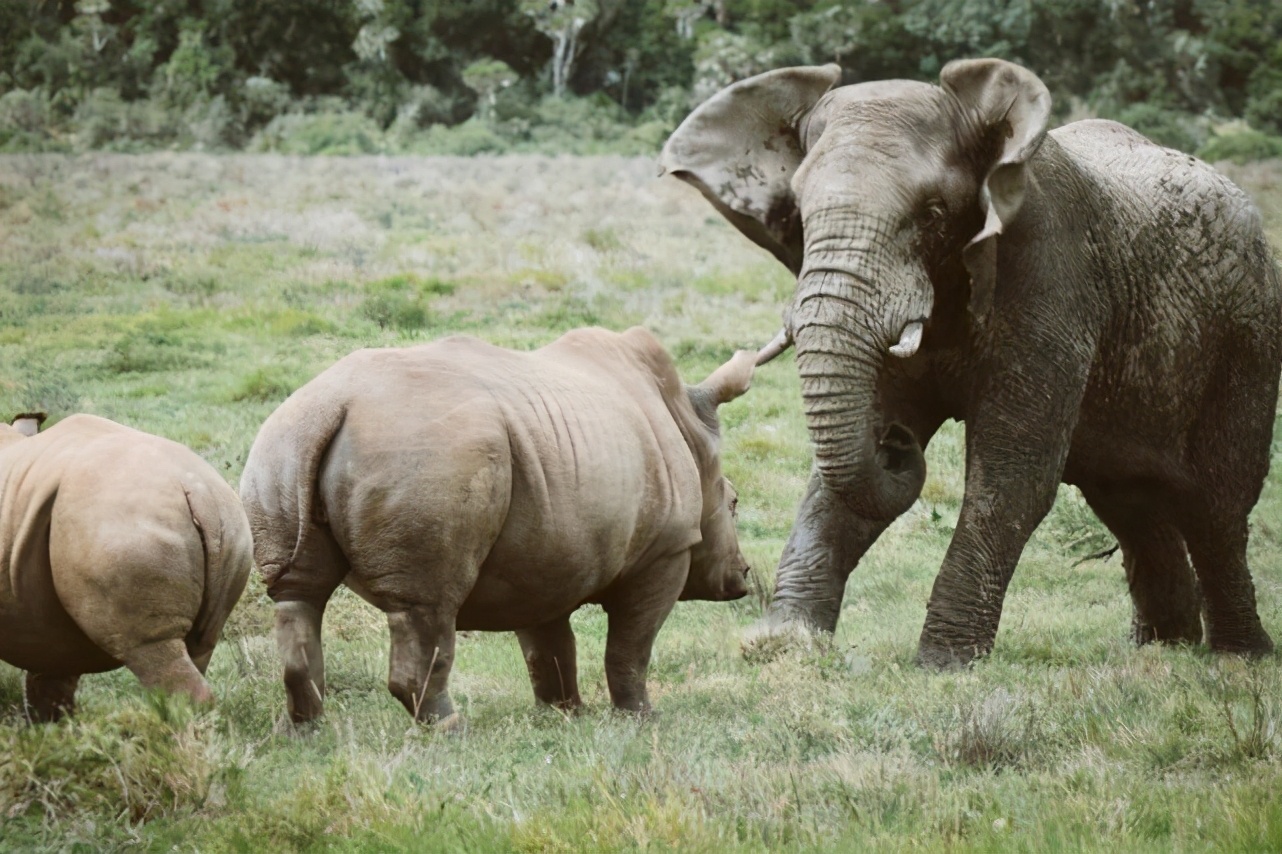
xmin=680 ymin=351 xmax=756 ymax=602
xmin=0 ymin=412 xmax=46 ymax=448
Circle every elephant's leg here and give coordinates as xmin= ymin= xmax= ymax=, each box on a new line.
xmin=749 ymin=469 xmax=891 ymax=638
xmin=516 ymin=616 xmax=581 ymax=711
xmin=121 ymin=638 xmax=214 ymax=704
xmin=600 ymin=553 xmax=687 ymax=713
xmin=387 ymin=605 xmax=460 ymax=726
xmin=24 ymin=672 xmax=80 ymax=723
xmin=1182 ymin=515 xmax=1273 ymax=655
xmin=1080 ymin=492 xmax=1202 ymax=645
xmin=917 ymin=360 xmax=1087 ymax=668
xmin=748 ymin=409 xmax=943 ymax=648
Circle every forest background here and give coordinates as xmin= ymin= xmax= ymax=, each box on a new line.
xmin=1 ymin=0 xmax=1281 ymax=162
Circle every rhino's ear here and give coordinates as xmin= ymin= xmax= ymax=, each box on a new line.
xmin=941 ymin=59 xmax=1051 ymax=322
xmin=11 ymin=412 xmax=47 ymax=437
xmin=697 ymin=350 xmax=757 ymax=407
xmin=660 ymin=65 xmax=842 ymax=275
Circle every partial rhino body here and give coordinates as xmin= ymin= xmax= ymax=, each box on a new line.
xmin=0 ymin=414 xmax=252 ymax=721
xmin=240 ymin=327 xmax=755 ymax=726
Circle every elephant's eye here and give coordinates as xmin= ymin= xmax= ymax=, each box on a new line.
xmin=921 ymin=198 xmax=947 ymax=225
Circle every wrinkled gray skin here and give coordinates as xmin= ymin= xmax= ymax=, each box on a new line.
xmin=661 ymin=59 xmax=1282 ymax=667
xmin=240 ymin=327 xmax=754 ymax=725
xmin=0 ymin=413 xmax=252 ymax=721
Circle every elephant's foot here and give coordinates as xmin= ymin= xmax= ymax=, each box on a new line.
xmin=741 ymin=610 xmax=826 ymax=663
xmin=1131 ymin=610 xmax=1203 ymax=647
xmin=1207 ymin=624 xmax=1274 ymax=657
xmin=915 ymin=634 xmax=989 ymax=670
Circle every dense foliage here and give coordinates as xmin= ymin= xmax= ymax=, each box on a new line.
xmin=1 ymin=0 xmax=1280 ymax=156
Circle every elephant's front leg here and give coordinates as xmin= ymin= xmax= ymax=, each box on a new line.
xmin=916 ymin=362 xmax=1086 ymax=668
xmin=746 ymin=468 xmax=891 ymax=643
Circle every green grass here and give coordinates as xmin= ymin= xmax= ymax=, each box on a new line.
xmin=1 ymin=153 xmax=1281 ymax=852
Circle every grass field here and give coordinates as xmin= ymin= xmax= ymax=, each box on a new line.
xmin=1 ymin=152 xmax=1281 ymax=853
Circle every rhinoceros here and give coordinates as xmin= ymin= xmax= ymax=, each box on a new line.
xmin=0 ymin=413 xmax=252 ymax=721
xmin=240 ymin=327 xmax=758 ymax=726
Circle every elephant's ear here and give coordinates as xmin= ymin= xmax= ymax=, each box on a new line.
xmin=660 ymin=65 xmax=842 ymax=275
xmin=941 ymin=59 xmax=1051 ymax=322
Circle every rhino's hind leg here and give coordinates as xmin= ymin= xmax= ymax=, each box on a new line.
xmin=387 ymin=605 xmax=458 ymax=727
xmin=277 ymin=600 xmax=329 ymax=723
xmin=25 ymin=672 xmax=80 ymax=722
xmin=516 ymin=616 xmax=581 ymax=711
xmin=121 ymin=638 xmax=214 ymax=705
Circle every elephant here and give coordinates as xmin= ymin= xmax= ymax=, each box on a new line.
xmin=239 ymin=327 xmax=756 ymax=726
xmin=0 ymin=413 xmax=252 ymax=721
xmin=660 ymin=58 xmax=1282 ymax=667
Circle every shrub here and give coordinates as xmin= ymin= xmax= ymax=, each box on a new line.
xmin=1109 ymin=102 xmax=1206 ymax=153
xmin=358 ymin=274 xmax=453 ymax=331
xmin=1198 ymin=127 xmax=1282 ymax=164
xmin=0 ymin=88 xmax=59 ymax=151
xmin=252 ymin=110 xmax=385 ymax=155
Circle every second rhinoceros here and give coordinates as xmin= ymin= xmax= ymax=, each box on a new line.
xmin=0 ymin=413 xmax=252 ymax=721
xmin=240 ymin=327 xmax=756 ymax=726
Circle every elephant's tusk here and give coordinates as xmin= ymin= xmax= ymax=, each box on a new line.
xmin=756 ymin=328 xmax=792 ymax=366
xmin=889 ymin=321 xmax=923 ymax=358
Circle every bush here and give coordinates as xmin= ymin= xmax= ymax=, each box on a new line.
xmin=358 ymin=273 xmax=453 ymax=331
xmin=0 ymin=88 xmax=59 ymax=151
xmin=71 ymin=88 xmax=178 ymax=151
xmin=252 ymin=110 xmax=385 ymax=155
xmin=1108 ymin=102 xmax=1207 ymax=153
xmin=1198 ymin=127 xmax=1282 ymax=164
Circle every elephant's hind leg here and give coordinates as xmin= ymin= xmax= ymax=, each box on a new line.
xmin=1082 ymin=493 xmax=1203 ymax=646
xmin=24 ymin=672 xmax=80 ymax=722
xmin=1181 ymin=514 xmax=1273 ymax=655
xmin=121 ymin=639 xmax=214 ymax=705
xmin=516 ymin=616 xmax=581 ymax=711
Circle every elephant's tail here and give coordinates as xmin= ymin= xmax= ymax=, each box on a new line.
xmin=239 ymin=390 xmax=347 ymax=602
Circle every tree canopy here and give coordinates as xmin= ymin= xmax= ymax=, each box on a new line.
xmin=1 ymin=0 xmax=1279 ymax=158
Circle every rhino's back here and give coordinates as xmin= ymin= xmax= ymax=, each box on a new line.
xmin=311 ymin=332 xmax=702 ymax=628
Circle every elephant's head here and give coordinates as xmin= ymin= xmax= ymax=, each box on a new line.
xmin=681 ymin=350 xmax=757 ymax=602
xmin=661 ymin=59 xmax=1050 ymax=520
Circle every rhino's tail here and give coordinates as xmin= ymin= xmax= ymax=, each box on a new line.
xmin=239 ymin=391 xmax=348 ymax=603
xmin=182 ymin=475 xmax=252 ymax=669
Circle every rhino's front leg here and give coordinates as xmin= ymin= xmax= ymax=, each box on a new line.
xmin=25 ymin=672 xmax=80 ymax=723
xmin=601 ymin=553 xmax=687 ymax=713
xmin=387 ymin=606 xmax=458 ymax=727
xmin=516 ymin=616 xmax=582 ymax=711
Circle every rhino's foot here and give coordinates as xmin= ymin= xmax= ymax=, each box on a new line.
xmin=432 ymin=712 xmax=464 ymax=734
xmin=740 ymin=612 xmax=825 ymax=664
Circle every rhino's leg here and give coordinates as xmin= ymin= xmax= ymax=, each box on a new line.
xmin=387 ymin=605 xmax=458 ymax=726
xmin=24 ymin=672 xmax=80 ymax=723
xmin=122 ymin=638 xmax=214 ymax=705
xmin=516 ymin=616 xmax=581 ymax=711
xmin=276 ymin=600 xmax=331 ymax=723
xmin=601 ymin=553 xmax=688 ymax=713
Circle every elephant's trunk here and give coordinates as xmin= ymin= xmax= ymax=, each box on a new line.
xmin=792 ymin=272 xmax=926 ymax=521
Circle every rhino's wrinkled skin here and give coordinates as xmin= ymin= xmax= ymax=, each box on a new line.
xmin=240 ymin=327 xmax=755 ymax=726
xmin=0 ymin=414 xmax=252 ymax=721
